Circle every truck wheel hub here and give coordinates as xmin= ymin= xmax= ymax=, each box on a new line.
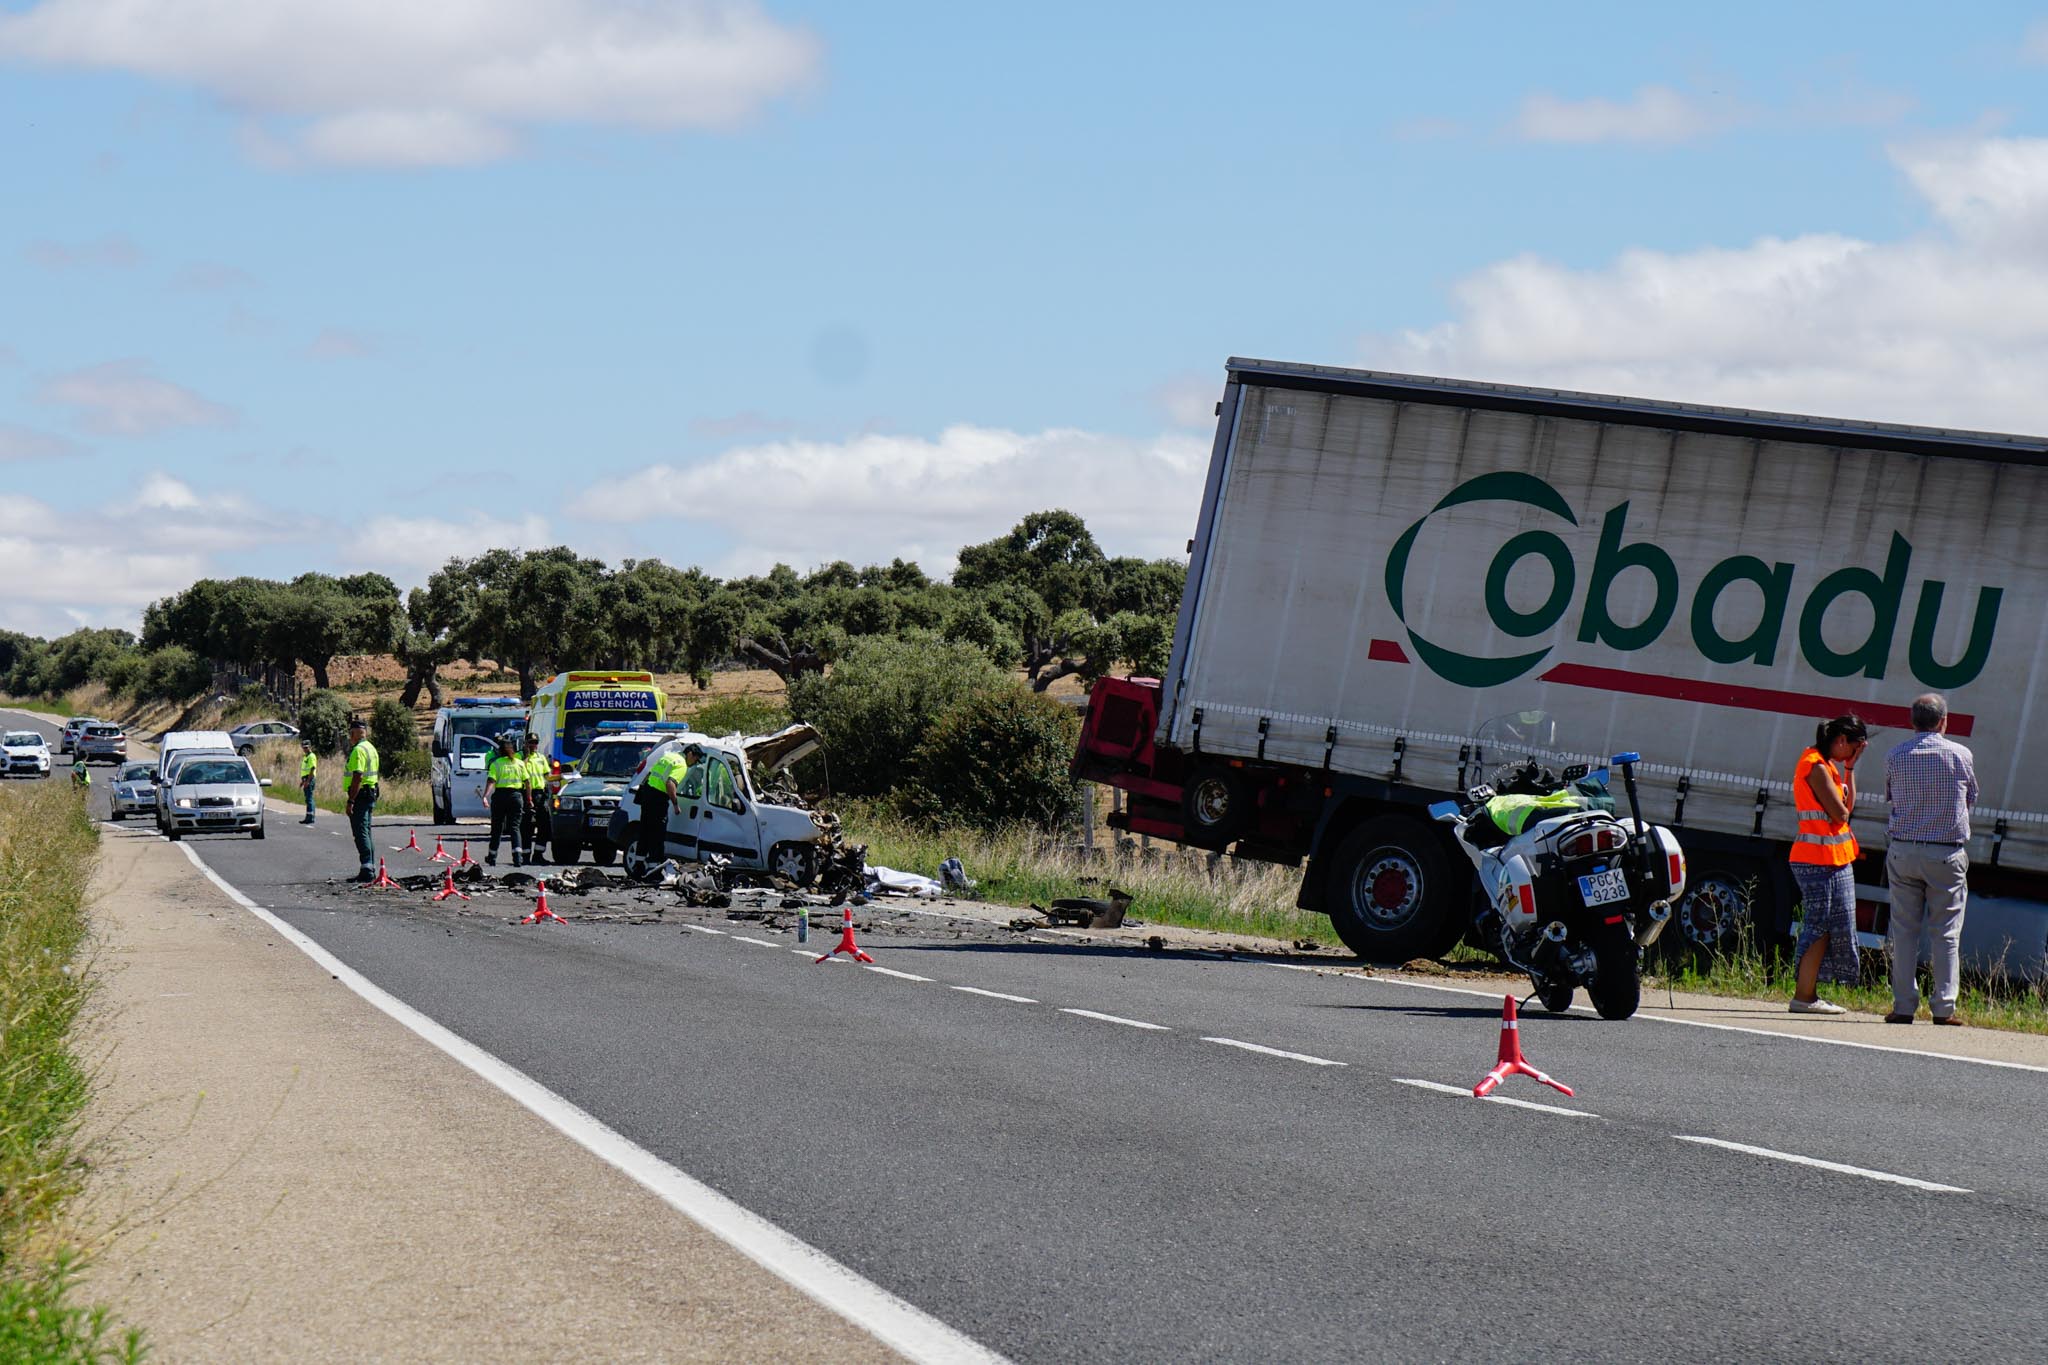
xmin=1357 ymin=852 xmax=1422 ymax=927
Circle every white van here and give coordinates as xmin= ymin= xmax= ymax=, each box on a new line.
xmin=156 ymin=731 xmax=239 ymax=784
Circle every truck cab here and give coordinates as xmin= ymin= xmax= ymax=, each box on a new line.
xmin=429 ymin=697 xmax=527 ymax=825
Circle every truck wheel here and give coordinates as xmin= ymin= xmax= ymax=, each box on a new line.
xmin=1667 ymin=861 xmax=1773 ymax=962
xmin=770 ymin=842 xmax=818 ymax=887
xmin=590 ymin=840 xmax=616 ymax=867
xmin=553 ymin=835 xmax=583 ymax=865
xmin=1181 ymin=765 xmax=1251 ymax=846
xmin=1588 ymin=927 xmax=1641 ymax=1020
xmin=1323 ymin=815 xmax=1460 ymax=962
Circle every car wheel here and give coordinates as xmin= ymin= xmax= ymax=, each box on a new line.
xmin=1322 ymin=814 xmax=1463 ymax=962
xmin=552 ymin=836 xmax=582 ymax=865
xmin=238 ymin=744 xmax=255 ymax=757
xmin=252 ymin=824 xmax=265 ymax=840
xmin=770 ymin=842 xmax=819 ymax=886
xmin=111 ymin=810 xmax=125 ymax=822
xmin=590 ymin=839 xmax=616 ymax=867
xmin=166 ymin=828 xmax=181 ymax=841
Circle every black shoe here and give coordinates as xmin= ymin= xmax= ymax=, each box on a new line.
xmin=351 ymin=871 xmax=375 ymax=884
xmin=529 ymin=853 xmax=549 ymax=866
xmin=485 ymin=854 xmax=497 ymax=866
xmin=1885 ymin=1012 xmax=1914 ymax=1024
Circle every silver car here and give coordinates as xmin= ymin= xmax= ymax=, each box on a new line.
xmin=110 ymin=761 xmax=158 ymax=819
xmin=227 ymin=719 xmax=301 ymax=756
xmin=161 ymin=755 xmax=271 ymax=840
xmin=78 ymin=723 xmax=128 ymax=764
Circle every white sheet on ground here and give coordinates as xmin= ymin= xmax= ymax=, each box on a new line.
xmin=865 ymin=865 xmax=942 ymax=898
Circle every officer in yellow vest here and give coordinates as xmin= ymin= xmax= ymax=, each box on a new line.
xmin=520 ymin=732 xmax=554 ymax=865
xmin=344 ymin=717 xmax=381 ymax=881
xmin=299 ymin=739 xmax=319 ymax=825
xmin=483 ymin=732 xmax=527 ymax=867
xmin=634 ymin=744 xmax=693 ymax=864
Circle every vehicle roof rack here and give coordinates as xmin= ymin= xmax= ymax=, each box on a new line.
xmin=593 ymin=721 xmax=699 ymax=733
xmin=450 ymin=697 xmax=522 ymax=707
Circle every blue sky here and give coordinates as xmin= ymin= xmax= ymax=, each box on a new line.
xmin=5 ymin=1 xmax=2048 ymax=635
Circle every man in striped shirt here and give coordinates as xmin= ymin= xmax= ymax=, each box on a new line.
xmin=1883 ymin=693 xmax=1978 ymax=1025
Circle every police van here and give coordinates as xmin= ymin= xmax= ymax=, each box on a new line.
xmin=429 ymin=697 xmax=527 ymax=824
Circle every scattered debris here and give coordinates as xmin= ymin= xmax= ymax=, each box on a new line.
xmin=1402 ymin=958 xmax=1451 ymax=977
xmin=1045 ymin=890 xmax=1133 ymax=929
xmin=1146 ymin=935 xmax=1166 ymax=951
xmin=865 ymin=865 xmax=942 ymax=899
xmin=938 ymin=857 xmax=975 ymax=892
xmin=1292 ymin=938 xmax=1322 ymax=952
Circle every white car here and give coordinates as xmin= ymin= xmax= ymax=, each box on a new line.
xmin=3 ymin=730 xmax=52 ymax=778
xmin=161 ymin=754 xmax=271 ymax=840
xmin=608 ymin=724 xmax=831 ymax=883
xmin=110 ymin=761 xmax=159 ymax=819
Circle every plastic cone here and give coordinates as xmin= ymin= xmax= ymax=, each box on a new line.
xmin=1472 ymin=994 xmax=1573 ymax=1097
xmin=432 ymin=865 xmax=470 ymax=902
xmin=428 ymin=835 xmax=454 ymax=863
xmin=358 ymin=857 xmax=401 ymax=890
xmin=521 ymin=879 xmax=566 ymax=925
xmin=815 ymin=905 xmax=874 ymax=964
xmin=394 ymin=828 xmax=423 ymax=853
xmin=455 ymin=839 xmax=478 ymax=868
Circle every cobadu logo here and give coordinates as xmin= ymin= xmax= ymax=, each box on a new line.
xmin=1384 ymin=471 xmax=2005 ymax=691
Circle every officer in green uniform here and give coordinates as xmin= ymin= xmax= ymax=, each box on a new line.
xmin=344 ymin=717 xmax=381 ymax=881
xmin=299 ymin=739 xmax=319 ymax=825
xmin=483 ymin=732 xmax=527 ymax=867
xmin=634 ymin=744 xmax=692 ymax=864
xmin=520 ymin=732 xmax=553 ymax=865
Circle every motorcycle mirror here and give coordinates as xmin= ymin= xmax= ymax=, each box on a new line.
xmin=1561 ymin=763 xmax=1589 ymax=782
xmin=1610 ymin=751 xmax=1641 ymax=766
xmin=1427 ymin=801 xmax=1460 ymax=821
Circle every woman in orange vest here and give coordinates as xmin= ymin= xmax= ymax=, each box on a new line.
xmin=1788 ymin=714 xmax=1868 ymax=1014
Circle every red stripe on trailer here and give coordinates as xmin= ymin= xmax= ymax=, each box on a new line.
xmin=1367 ymin=638 xmax=1410 ymax=664
xmin=1537 ymin=661 xmax=1974 ymax=738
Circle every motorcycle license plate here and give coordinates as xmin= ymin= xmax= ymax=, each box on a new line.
xmin=1577 ymin=869 xmax=1629 ymax=906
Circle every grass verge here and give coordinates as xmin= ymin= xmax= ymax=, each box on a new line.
xmin=247 ymin=745 xmax=433 ymax=819
xmin=0 ymin=695 xmax=78 ymax=720
xmin=0 ymin=782 xmax=145 ymax=1361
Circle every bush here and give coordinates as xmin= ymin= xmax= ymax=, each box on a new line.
xmin=899 ymin=686 xmax=1082 ymax=832
xmin=686 ymin=694 xmax=789 ymax=738
xmin=298 ymin=689 xmax=351 ymax=755
xmin=785 ymin=632 xmax=1007 ymax=796
xmin=383 ymin=746 xmax=433 ymax=781
xmin=135 ymin=646 xmax=211 ymax=703
xmin=370 ymin=697 xmax=416 ymax=756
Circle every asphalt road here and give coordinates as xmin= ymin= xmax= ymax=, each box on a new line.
xmin=20 ymin=710 xmax=2048 ymax=1363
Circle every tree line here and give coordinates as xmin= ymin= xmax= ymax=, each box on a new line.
xmin=1 ymin=510 xmax=1184 ymax=708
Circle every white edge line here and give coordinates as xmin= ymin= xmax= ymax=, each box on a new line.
xmin=1674 ymin=1135 xmax=1970 ymax=1194
xmin=730 ymin=935 xmax=782 ymax=949
xmin=862 ymin=964 xmax=932 ymax=982
xmin=685 ymin=924 xmax=726 ymax=935
xmin=1059 ymin=1008 xmax=1169 ymax=1031
xmin=170 ymin=842 xmax=1007 ymax=1365
xmin=1202 ymin=1037 xmax=1346 ymax=1067
xmin=1392 ymin=1076 xmax=1600 ymax=1119
xmin=1263 ymin=963 xmax=2048 ymax=1076
xmin=950 ymin=987 xmax=1037 ymax=1004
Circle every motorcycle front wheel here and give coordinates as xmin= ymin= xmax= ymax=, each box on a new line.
xmin=1587 ymin=927 xmax=1641 ymax=1020
xmin=1536 ymin=980 xmax=1575 ymax=1014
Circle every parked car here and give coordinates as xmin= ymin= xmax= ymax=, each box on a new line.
xmin=57 ymin=716 xmax=103 ymax=754
xmin=160 ymin=754 xmax=271 ymax=841
xmin=226 ymin=720 xmax=301 ymax=756
xmin=606 ymin=724 xmax=829 ymax=883
xmin=549 ymin=726 xmax=684 ymax=865
xmin=78 ymin=723 xmax=128 ymax=764
xmin=110 ymin=761 xmax=158 ymax=819
xmin=2 ymin=730 xmax=52 ymax=778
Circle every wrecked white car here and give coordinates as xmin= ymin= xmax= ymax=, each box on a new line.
xmin=608 ymin=724 xmax=844 ymax=884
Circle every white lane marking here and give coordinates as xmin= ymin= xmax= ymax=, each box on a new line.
xmin=685 ymin=925 xmax=726 ymax=935
xmin=1259 ymin=962 xmax=2048 ymax=1076
xmin=730 ymin=936 xmax=781 ymax=949
xmin=170 ymin=842 xmax=1006 ymax=1365
xmin=951 ymin=986 xmax=1037 ymax=1004
xmin=1202 ymin=1037 xmax=1346 ymax=1067
xmin=1675 ymin=1135 xmax=1970 ymax=1194
xmin=1393 ymin=1077 xmax=1600 ymax=1119
xmin=1059 ymin=1008 xmax=1168 ymax=1031
xmin=862 ymin=964 xmax=931 ymax=982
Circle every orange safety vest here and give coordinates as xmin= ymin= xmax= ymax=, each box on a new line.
xmin=1790 ymin=747 xmax=1858 ymax=867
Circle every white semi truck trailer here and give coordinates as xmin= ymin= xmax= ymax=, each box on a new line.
xmin=1074 ymin=359 xmax=2048 ymax=979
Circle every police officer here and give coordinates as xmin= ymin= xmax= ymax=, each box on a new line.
xmin=344 ymin=717 xmax=380 ymax=881
xmin=634 ymin=742 xmax=693 ymax=864
xmin=299 ymin=739 xmax=319 ymax=825
xmin=483 ymin=732 xmax=527 ymax=867
xmin=520 ymin=732 xmax=553 ymax=865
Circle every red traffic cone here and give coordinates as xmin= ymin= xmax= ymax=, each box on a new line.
xmin=1473 ymin=994 xmax=1573 ymax=1098
xmin=432 ymin=865 xmax=470 ymax=902
xmin=429 ymin=834 xmax=454 ymax=863
xmin=455 ymin=838 xmax=478 ymax=868
xmin=359 ymin=857 xmax=400 ymax=890
xmin=815 ymin=905 xmax=874 ymax=964
xmin=521 ymin=879 xmax=566 ymax=925
xmin=394 ymin=828 xmax=423 ymax=853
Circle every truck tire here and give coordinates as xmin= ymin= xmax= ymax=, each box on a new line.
xmin=1667 ymin=860 xmax=1776 ymax=963
xmin=1588 ymin=926 xmax=1641 ymax=1020
xmin=1323 ymin=814 xmax=1461 ymax=962
xmin=552 ymin=835 xmax=583 ymax=865
xmin=1181 ymin=765 xmax=1252 ymax=846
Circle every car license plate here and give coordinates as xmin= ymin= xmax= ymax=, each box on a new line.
xmin=1578 ymin=869 xmax=1629 ymax=906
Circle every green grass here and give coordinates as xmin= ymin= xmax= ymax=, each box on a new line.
xmin=0 ymin=695 xmax=79 ymax=720
xmin=0 ymin=781 xmax=147 ymax=1361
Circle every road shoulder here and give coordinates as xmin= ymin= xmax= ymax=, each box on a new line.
xmin=76 ymin=821 xmax=899 ymax=1363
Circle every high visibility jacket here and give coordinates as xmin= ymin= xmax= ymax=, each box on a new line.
xmin=301 ymin=753 xmax=318 ymax=780
xmin=1791 ymin=747 xmax=1858 ymax=867
xmin=1484 ymin=789 xmax=1584 ymax=837
xmin=488 ymin=753 xmax=525 ymax=790
xmin=644 ymin=751 xmax=687 ymax=794
xmin=522 ymin=752 xmax=551 ymax=790
xmin=345 ymin=740 xmax=379 ymax=789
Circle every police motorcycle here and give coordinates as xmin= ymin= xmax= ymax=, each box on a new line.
xmin=1429 ymin=713 xmax=1687 ymax=1020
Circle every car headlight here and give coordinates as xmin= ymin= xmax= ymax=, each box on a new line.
xmin=174 ymin=797 xmax=195 ymax=809
xmin=236 ymin=796 xmax=258 ymax=810
xmin=555 ymin=795 xmax=580 ymax=811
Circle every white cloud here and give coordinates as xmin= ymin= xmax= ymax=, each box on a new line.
xmin=0 ymin=423 xmax=83 ymax=462
xmin=0 ymin=0 xmax=821 ymax=167
xmin=1515 ymin=85 xmax=1734 ymax=145
xmin=38 ymin=360 xmax=236 ymax=436
xmin=1366 ymin=134 xmax=2048 ymax=436
xmin=340 ymin=512 xmax=553 ymax=578
xmin=1151 ymin=374 xmax=1223 ymax=429
xmin=571 ymin=425 xmax=1207 ymax=577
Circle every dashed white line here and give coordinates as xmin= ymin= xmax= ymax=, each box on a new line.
xmin=730 ymin=935 xmax=782 ymax=949
xmin=1203 ymin=1037 xmax=1346 ymax=1067
xmin=950 ymin=986 xmax=1037 ymax=1004
xmin=685 ymin=925 xmax=726 ymax=936
xmin=1675 ymin=1136 xmax=1970 ymax=1194
xmin=1393 ymin=1077 xmax=1600 ymax=1119
xmin=1060 ymin=1008 xmax=1168 ymax=1031
xmin=862 ymin=964 xmax=931 ymax=982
